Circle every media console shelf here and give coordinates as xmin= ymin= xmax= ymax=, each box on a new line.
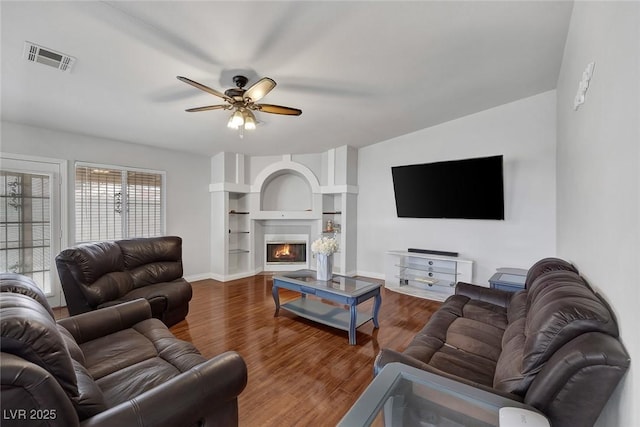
xmin=385 ymin=250 xmax=473 ymax=301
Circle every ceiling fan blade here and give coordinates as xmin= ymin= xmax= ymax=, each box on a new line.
xmin=176 ymin=76 xmax=232 ymax=101
xmin=244 ymin=77 xmax=276 ymax=102
xmin=185 ymin=105 xmax=229 ymax=112
xmin=256 ymin=104 xmax=302 ymax=116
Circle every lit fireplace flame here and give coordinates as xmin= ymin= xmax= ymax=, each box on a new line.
xmin=274 ymin=244 xmax=291 ymax=258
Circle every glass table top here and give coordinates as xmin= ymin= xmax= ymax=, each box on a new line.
xmin=275 ymin=269 xmax=381 ymax=296
xmin=338 ymin=363 xmax=544 ymax=427
xmin=368 ymin=375 xmax=497 ymax=427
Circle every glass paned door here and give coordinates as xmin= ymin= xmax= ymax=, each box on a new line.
xmin=0 ymin=156 xmax=64 ymax=307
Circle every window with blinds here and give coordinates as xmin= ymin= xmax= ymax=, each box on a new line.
xmin=75 ymin=164 xmax=164 ymax=243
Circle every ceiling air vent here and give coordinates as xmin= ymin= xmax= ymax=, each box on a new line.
xmin=23 ymin=41 xmax=76 ymax=72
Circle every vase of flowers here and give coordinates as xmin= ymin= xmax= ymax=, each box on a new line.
xmin=311 ymin=236 xmax=339 ymax=281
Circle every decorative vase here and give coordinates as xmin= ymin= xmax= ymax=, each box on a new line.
xmin=316 ymin=253 xmax=333 ymax=281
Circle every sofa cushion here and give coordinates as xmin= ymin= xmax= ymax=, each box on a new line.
xmin=446 ymin=317 xmax=504 ymax=362
xmin=493 ymin=318 xmax=527 ymax=394
xmin=525 ymin=270 xmax=587 ymax=308
xmin=118 ymin=236 xmax=183 ymax=287
xmin=80 ymin=327 xmax=159 ymax=379
xmin=402 ymin=294 xmax=504 ymax=387
xmin=82 ymin=271 xmax=134 ymax=308
xmin=507 ymin=290 xmax=527 ymax=323
xmin=524 ymin=257 xmax=578 ymax=288
xmin=58 ymin=325 xmax=86 ymax=365
xmin=460 ymin=299 xmax=508 ymax=330
xmin=72 ymin=359 xmax=108 ymax=420
xmin=0 ymin=272 xmax=55 ymax=318
xmin=79 ymin=317 xmax=205 ymax=380
xmin=128 ymin=262 xmax=184 ymax=289
xmin=97 ymin=357 xmax=187 ymax=407
xmin=429 ymin=344 xmax=497 ymax=387
xmin=81 ymin=317 xmax=206 ymax=407
xmin=96 ymin=280 xmax=192 ymax=320
xmin=58 ymin=241 xmax=125 ymax=284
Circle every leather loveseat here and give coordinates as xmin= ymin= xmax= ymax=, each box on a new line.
xmin=56 ymin=236 xmax=191 ymax=326
xmin=0 ymin=273 xmax=247 ymax=427
xmin=375 ymin=258 xmax=630 ymax=427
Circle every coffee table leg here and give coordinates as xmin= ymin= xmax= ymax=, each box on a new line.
xmin=272 ymin=284 xmax=280 ymax=316
xmin=372 ymin=292 xmax=381 ymax=329
xmin=349 ymin=304 xmax=357 ymax=345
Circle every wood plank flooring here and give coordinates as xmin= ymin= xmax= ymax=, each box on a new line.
xmin=54 ymin=274 xmax=441 ymax=426
xmin=170 ymin=275 xmax=441 ymax=427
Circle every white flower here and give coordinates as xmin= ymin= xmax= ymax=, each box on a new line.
xmin=311 ymin=236 xmax=339 ymax=255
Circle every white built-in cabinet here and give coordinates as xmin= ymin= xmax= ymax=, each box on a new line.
xmin=319 ymin=192 xmax=357 ymax=277
xmin=210 ymin=148 xmax=358 ymax=282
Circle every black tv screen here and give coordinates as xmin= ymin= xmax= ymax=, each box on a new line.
xmin=391 ymin=155 xmax=504 ymax=220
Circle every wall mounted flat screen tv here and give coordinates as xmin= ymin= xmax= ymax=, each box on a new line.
xmin=391 ymin=155 xmax=504 ymax=220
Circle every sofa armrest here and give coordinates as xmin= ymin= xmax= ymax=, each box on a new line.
xmin=1 ymin=352 xmax=80 ymax=427
xmin=57 ymin=299 xmax=152 ymax=344
xmin=455 ymin=282 xmax=513 ymax=308
xmin=374 ymin=349 xmax=523 ymax=402
xmin=524 ymin=332 xmax=630 ymax=427
xmin=79 ymin=351 xmax=248 ymax=427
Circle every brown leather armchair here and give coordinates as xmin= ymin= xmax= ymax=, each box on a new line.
xmin=1 ymin=273 xmax=247 ymax=427
xmin=55 ymin=236 xmax=192 ymax=326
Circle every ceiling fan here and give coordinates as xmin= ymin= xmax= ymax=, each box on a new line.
xmin=176 ymin=75 xmax=302 ymax=135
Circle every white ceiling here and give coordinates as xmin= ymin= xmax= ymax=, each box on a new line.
xmin=1 ymin=1 xmax=573 ymax=157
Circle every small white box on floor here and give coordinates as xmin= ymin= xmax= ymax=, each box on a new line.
xmin=499 ymin=407 xmax=550 ymax=427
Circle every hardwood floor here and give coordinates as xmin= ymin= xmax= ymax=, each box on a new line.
xmin=171 ymin=275 xmax=440 ymax=427
xmin=54 ymin=274 xmax=441 ymax=426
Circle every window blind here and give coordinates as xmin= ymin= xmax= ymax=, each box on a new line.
xmin=75 ymin=165 xmax=164 ymax=243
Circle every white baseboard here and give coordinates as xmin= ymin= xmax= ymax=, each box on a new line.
xmin=184 ymin=273 xmax=213 ymax=282
xmin=188 ymin=269 xmax=386 ymax=282
xmin=356 ymin=270 xmax=385 ymax=280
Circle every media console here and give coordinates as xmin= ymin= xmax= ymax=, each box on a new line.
xmin=385 ymin=250 xmax=473 ymax=301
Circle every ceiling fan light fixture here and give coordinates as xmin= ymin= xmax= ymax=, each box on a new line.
xmin=227 ymin=109 xmax=245 ymax=129
xmin=178 ymin=74 xmax=301 ymax=135
xmin=244 ymin=110 xmax=257 ymax=130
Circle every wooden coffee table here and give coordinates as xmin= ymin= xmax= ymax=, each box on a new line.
xmin=272 ymin=270 xmax=382 ymax=345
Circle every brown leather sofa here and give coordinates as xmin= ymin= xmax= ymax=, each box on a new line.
xmin=55 ymin=236 xmax=191 ymax=326
xmin=375 ymin=258 xmax=630 ymax=427
xmin=0 ymin=273 xmax=247 ymax=427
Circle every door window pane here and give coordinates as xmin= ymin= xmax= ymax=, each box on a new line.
xmin=0 ymin=171 xmax=52 ymax=293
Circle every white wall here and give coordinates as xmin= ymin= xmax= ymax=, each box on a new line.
xmin=357 ymin=91 xmax=557 ymax=283
xmin=1 ymin=121 xmax=211 ymax=279
xmin=556 ymin=2 xmax=639 ymax=426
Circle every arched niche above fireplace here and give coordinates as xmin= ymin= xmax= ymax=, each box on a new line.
xmin=261 ymin=171 xmax=312 ymax=211
xmin=253 ymin=161 xmax=321 ymax=217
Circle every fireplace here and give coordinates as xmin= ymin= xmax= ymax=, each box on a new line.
xmin=264 ymin=234 xmax=309 ymax=271
xmin=267 ymin=242 xmax=306 ymax=264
